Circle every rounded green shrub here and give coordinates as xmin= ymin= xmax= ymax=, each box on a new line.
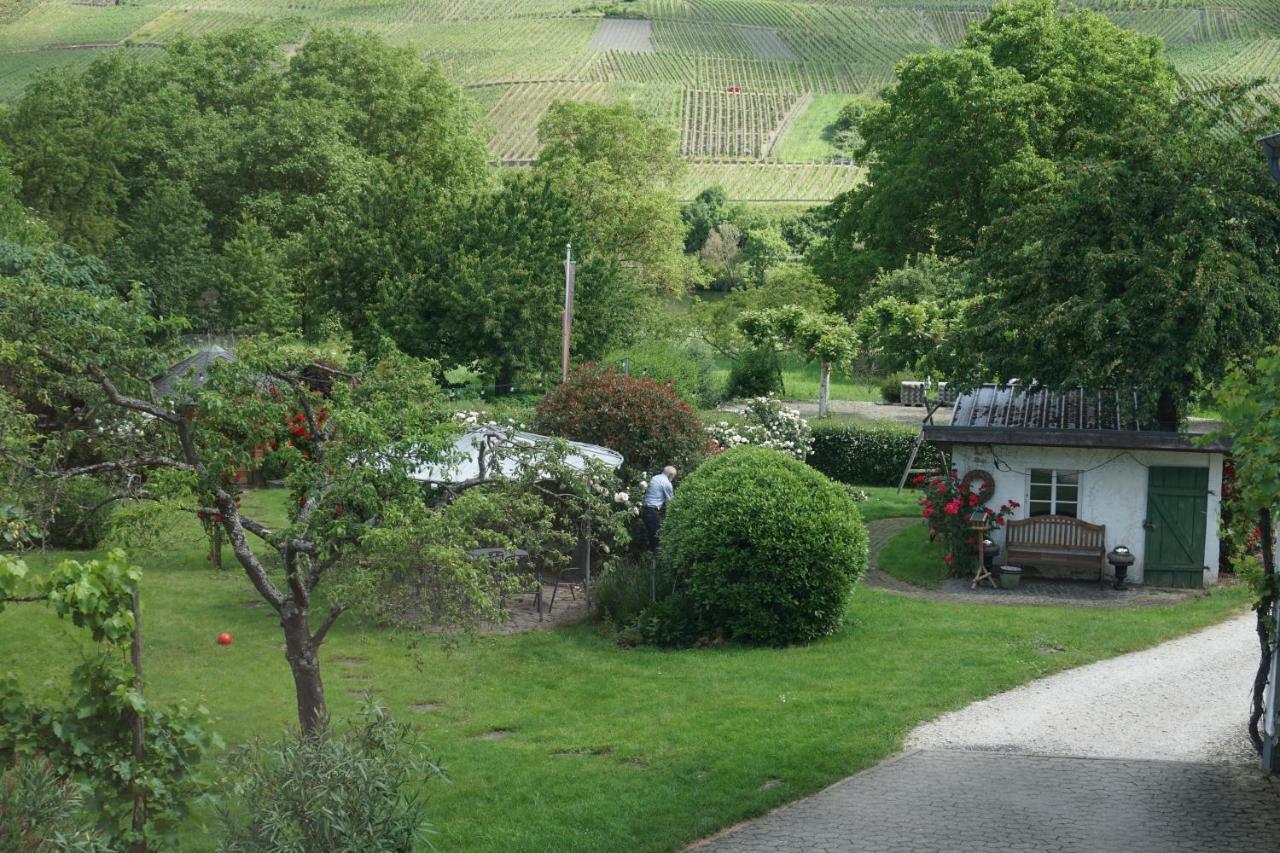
xmin=725 ymin=347 xmax=782 ymax=399
xmin=879 ymin=372 xmax=909 ymax=403
xmin=44 ymin=477 xmax=114 ymax=549
xmin=661 ymin=446 xmax=868 ymax=645
xmin=535 ymin=363 xmax=710 ymax=476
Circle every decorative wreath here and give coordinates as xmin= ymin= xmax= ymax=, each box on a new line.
xmin=960 ymin=469 xmax=996 ymax=504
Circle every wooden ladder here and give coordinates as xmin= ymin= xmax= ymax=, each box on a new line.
xmin=897 ymin=398 xmax=947 ymax=493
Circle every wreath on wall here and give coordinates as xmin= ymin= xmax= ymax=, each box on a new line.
xmin=961 ymin=469 xmax=996 ymax=504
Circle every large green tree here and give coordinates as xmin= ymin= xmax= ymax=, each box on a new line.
xmin=811 ymin=0 xmax=1178 ymax=304
xmin=308 ymin=168 xmax=647 ymax=392
xmin=535 ymin=101 xmax=691 ymax=292
xmin=941 ymin=92 xmax=1280 ymax=424
xmin=0 ymin=28 xmax=484 ymax=332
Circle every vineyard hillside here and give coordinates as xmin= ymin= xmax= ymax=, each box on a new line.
xmin=2 ymin=0 xmax=1277 ymax=203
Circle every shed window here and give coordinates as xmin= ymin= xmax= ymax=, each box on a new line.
xmin=1028 ymin=469 xmax=1079 ymax=518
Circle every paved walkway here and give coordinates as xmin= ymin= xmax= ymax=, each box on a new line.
xmin=691 ymin=540 xmax=1278 ymax=852
xmin=693 ymin=750 xmax=1279 ymax=853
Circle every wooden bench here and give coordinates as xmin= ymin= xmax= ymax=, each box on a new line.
xmin=1005 ymin=515 xmax=1107 ymax=587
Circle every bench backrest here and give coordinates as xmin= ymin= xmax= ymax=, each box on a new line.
xmin=1006 ymin=515 xmax=1105 ymax=553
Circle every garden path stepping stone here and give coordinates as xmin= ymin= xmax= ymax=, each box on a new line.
xmin=409 ymin=703 xmax=443 ymax=713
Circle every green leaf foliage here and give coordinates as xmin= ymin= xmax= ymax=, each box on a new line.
xmin=661 ymin=446 xmax=868 ymax=645
xmin=535 ymin=363 xmax=711 ymax=477
xmin=0 ymin=551 xmax=218 ymax=849
xmin=216 ymin=702 xmax=441 ymax=852
xmin=807 ymin=422 xmax=945 ymax=487
xmin=813 ymin=0 xmax=1180 ymax=303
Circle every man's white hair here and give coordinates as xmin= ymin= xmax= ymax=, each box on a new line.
xmin=663 ymin=465 xmax=677 ymax=478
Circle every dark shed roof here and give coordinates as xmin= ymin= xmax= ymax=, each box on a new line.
xmin=924 ymin=384 xmax=1229 ymax=453
xmin=153 ymin=344 xmax=234 ymax=399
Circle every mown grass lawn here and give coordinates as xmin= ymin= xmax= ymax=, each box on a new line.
xmin=710 ymin=353 xmax=882 ymax=403
xmin=877 ymin=522 xmax=949 ymax=588
xmin=0 ymin=491 xmax=1248 ymax=851
xmin=856 ymin=485 xmax=924 ymax=522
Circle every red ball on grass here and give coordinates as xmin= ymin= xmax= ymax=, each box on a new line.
xmin=217 ymin=632 xmax=232 ymax=646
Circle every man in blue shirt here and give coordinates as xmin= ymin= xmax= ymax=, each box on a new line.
xmin=641 ymin=465 xmax=677 ymax=551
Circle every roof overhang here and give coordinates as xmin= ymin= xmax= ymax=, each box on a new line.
xmin=923 ymin=426 xmax=1230 ymax=454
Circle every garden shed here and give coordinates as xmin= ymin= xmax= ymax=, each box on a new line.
xmin=923 ymin=385 xmax=1229 ymax=588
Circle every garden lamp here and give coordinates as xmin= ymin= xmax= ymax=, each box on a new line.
xmin=1106 ymin=545 xmax=1134 ymax=592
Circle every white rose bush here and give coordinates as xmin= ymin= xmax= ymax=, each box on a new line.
xmin=705 ymin=397 xmax=812 ymax=460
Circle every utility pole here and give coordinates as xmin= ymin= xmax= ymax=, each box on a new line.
xmin=562 ymin=243 xmax=575 ymax=384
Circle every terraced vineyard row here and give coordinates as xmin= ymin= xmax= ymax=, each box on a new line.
xmin=675 ymin=160 xmax=865 ymax=202
xmin=679 ymin=89 xmax=799 ymax=157
xmin=483 ymin=81 xmax=612 ymax=161
xmin=2 ymin=0 xmax=1278 ymax=204
xmin=590 ymin=50 xmax=893 ymax=95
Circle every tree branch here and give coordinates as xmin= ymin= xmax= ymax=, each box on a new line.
xmin=55 ymin=457 xmax=194 ymax=478
xmin=310 ymin=605 xmax=345 ymax=647
xmin=85 ymin=363 xmax=181 ymax=424
xmin=284 ymin=549 xmax=310 ymax=607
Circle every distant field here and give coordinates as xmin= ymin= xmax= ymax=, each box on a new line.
xmin=2 ymin=0 xmax=1277 ymax=202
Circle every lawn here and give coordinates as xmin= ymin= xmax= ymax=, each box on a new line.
xmin=0 ymin=490 xmax=1249 ymax=851
xmin=711 ymin=353 xmax=882 ymax=403
xmin=856 ymin=485 xmax=924 ymax=522
xmin=877 ymin=521 xmax=949 ymax=588
xmin=772 ymin=93 xmax=851 ymax=161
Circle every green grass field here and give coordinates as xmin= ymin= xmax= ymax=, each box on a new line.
xmin=0 ymin=490 xmax=1250 ymax=850
xmin=877 ymin=521 xmax=950 ymax=587
xmin=2 ymin=1 xmax=1276 ymax=202
xmin=710 ymin=352 xmax=882 ymax=402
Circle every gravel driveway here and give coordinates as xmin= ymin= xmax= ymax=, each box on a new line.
xmin=907 ymin=611 xmax=1258 ymax=763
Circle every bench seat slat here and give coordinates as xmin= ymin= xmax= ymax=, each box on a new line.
xmin=1005 ymin=515 xmax=1106 ymax=586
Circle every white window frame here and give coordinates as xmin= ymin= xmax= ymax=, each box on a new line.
xmin=1027 ymin=468 xmax=1082 ymax=518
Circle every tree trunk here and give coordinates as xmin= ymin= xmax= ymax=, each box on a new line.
xmin=1155 ymin=387 xmax=1181 ymax=432
xmin=281 ymin=606 xmax=327 ymax=736
xmin=495 ymin=364 xmax=516 ymax=396
xmin=817 ymin=360 xmax=831 ymax=418
xmin=1250 ymin=507 xmax=1275 ymax=755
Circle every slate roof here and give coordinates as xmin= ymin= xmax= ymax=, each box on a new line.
xmin=152 ymin=344 xmax=234 ymax=399
xmin=924 ymin=384 xmax=1228 ymax=453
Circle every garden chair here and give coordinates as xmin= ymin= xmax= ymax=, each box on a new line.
xmin=547 ymin=563 xmax=585 ymax=613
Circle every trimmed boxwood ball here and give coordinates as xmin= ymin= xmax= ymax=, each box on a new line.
xmin=661 ymin=446 xmax=869 ymax=645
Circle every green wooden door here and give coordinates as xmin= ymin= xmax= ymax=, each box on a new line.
xmin=1143 ymin=467 xmax=1209 ymax=588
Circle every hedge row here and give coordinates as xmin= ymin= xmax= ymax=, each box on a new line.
xmin=805 ymin=421 xmax=945 ymax=487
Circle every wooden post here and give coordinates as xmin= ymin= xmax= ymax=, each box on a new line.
xmin=130 ymin=588 xmax=147 ymax=852
xmin=561 ymin=244 xmax=575 ymax=383
xmin=817 ymin=359 xmax=831 ymax=418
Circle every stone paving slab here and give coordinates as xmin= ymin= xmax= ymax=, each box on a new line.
xmin=692 ymin=750 xmax=1280 ymax=852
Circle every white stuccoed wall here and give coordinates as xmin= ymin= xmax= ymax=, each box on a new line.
xmin=948 ymin=444 xmax=1224 ymax=585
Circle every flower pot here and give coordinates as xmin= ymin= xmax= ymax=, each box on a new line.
xmin=998 ymin=565 xmax=1022 ymax=590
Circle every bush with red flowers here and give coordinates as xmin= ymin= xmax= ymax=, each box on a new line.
xmin=534 ymin=364 xmax=711 ymax=476
xmin=914 ymin=469 xmax=1019 ymax=574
